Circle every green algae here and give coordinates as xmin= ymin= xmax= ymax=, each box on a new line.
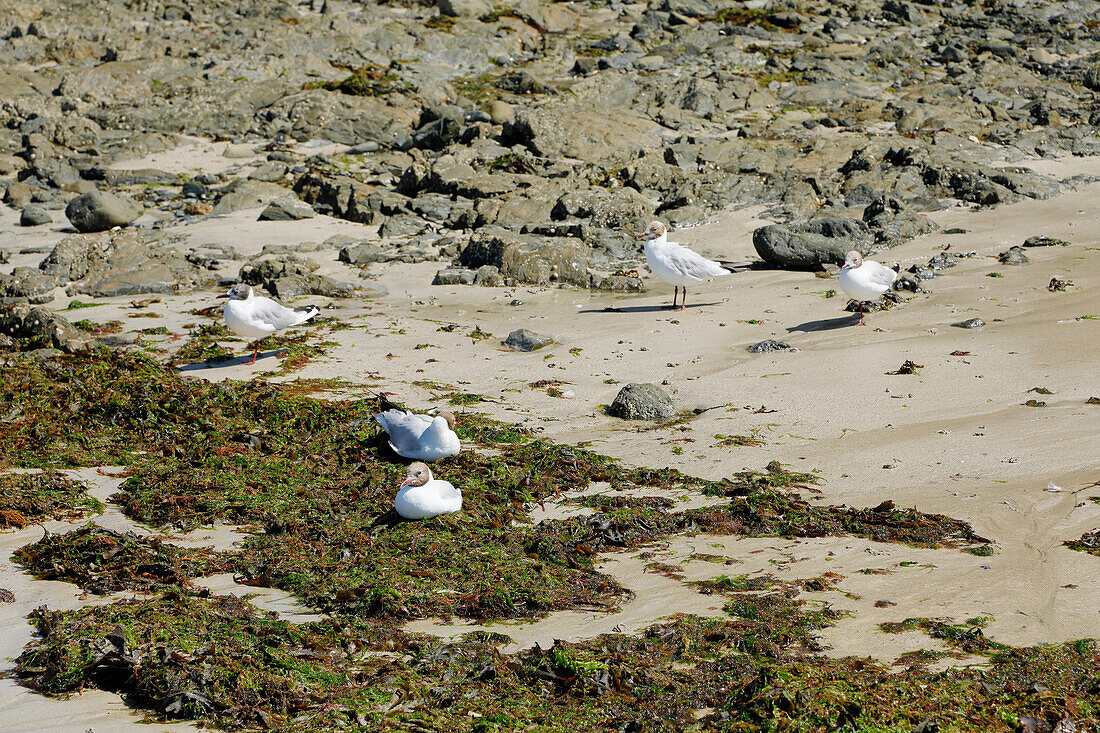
xmin=0 ymin=470 xmax=104 ymax=528
xmin=6 ymin=351 xmax=1066 ymax=731
xmin=14 ymin=524 xmax=233 ymax=594
xmin=1064 ymin=528 xmax=1100 ymax=556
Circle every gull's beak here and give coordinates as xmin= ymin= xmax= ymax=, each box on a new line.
xmin=636 ymin=232 xmax=647 ymax=240
xmin=399 ymin=477 xmax=412 ymax=489
xmin=216 ymin=294 xmax=229 ymax=299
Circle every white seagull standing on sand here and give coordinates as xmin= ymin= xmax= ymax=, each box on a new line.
xmin=220 ymin=283 xmax=320 ymax=363
xmin=637 ymin=221 xmax=729 ymax=311
xmin=837 ymin=250 xmax=899 ymax=325
xmin=375 ymin=409 xmax=461 ymax=462
xmin=395 ymin=462 xmax=462 ymax=519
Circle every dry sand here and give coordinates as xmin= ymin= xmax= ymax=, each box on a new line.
xmin=2 ymin=150 xmax=1098 ymax=725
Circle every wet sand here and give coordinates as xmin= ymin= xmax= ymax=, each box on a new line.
xmin=2 ymin=151 xmax=1098 ymax=725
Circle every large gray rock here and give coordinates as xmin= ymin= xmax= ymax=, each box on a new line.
xmin=753 ymin=218 xmax=873 ymax=269
xmin=258 ymin=199 xmax=316 ymax=221
xmin=20 ymin=205 xmax=52 ymax=227
xmin=39 ymin=231 xmax=214 ymax=297
xmin=0 ymin=269 xmax=58 ymax=305
xmin=212 ymin=180 xmax=290 ymax=214
xmin=459 ymin=228 xmax=589 ymax=286
xmin=550 ymin=188 xmax=652 ymax=230
xmin=438 ymin=0 xmax=493 ymax=17
xmin=607 ymin=383 xmax=675 ymax=420
xmin=64 ymin=190 xmax=143 ymax=233
xmin=0 ymin=304 xmax=91 ymax=353
xmin=503 ymin=328 xmax=552 ymax=351
xmin=503 ymin=105 xmax=666 ymax=161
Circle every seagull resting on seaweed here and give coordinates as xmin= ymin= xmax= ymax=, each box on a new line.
xmin=375 ymin=408 xmax=461 ymax=462
xmin=837 ymin=250 xmax=899 ymax=325
xmin=219 ymin=283 xmax=319 ymax=364
xmin=637 ymin=221 xmax=731 ymax=311
xmin=395 ymin=462 xmax=462 ymax=519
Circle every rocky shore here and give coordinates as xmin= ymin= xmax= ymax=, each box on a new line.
xmin=2 ymin=0 xmax=1100 ymax=731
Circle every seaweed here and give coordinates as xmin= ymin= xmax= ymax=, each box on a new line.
xmin=0 ymin=470 xmax=104 ymax=528
xmin=14 ymin=524 xmax=232 ymax=594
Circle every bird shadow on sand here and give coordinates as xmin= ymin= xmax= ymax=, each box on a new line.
xmin=581 ymin=302 xmax=723 ymax=314
xmin=176 ymin=349 xmax=288 ymax=371
xmin=786 ymin=314 xmax=863 ymax=332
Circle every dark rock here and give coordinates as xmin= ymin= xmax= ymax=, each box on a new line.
xmin=927 ymin=252 xmax=958 ymax=271
xmin=502 ymin=328 xmax=553 ymax=351
xmin=747 ymin=339 xmax=790 ymax=353
xmin=258 ymin=199 xmax=316 ymax=221
xmin=497 ymin=72 xmax=555 ymax=95
xmin=952 ymin=318 xmax=984 ymax=329
xmin=861 ymin=196 xmax=935 ymax=246
xmin=753 ymin=218 xmax=873 ymax=269
xmin=20 ymin=205 xmax=52 ymax=227
xmin=0 ymin=304 xmax=91 ymax=353
xmin=379 ymin=214 xmax=430 ymax=238
xmin=607 ymin=383 xmax=675 ymax=421
xmin=998 ymin=246 xmax=1029 ymax=265
xmin=1022 ymin=235 xmax=1069 ymax=247
xmin=64 ymin=190 xmax=143 ymax=233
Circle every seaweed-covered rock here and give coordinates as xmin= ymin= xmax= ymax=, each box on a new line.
xmin=747 ymin=339 xmax=790 ymax=353
xmin=0 ymin=304 xmax=91 ymax=352
xmin=607 ymin=383 xmax=674 ymax=420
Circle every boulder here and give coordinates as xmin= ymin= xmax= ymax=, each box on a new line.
xmin=64 ymin=190 xmax=143 ymax=233
xmin=0 ymin=304 xmax=91 ymax=352
xmin=503 ymin=328 xmax=553 ymax=351
xmin=20 ymin=205 xmax=53 ymax=227
xmin=607 ymin=383 xmax=675 ymax=420
xmin=752 ymin=218 xmax=873 ymax=269
xmin=459 ymin=228 xmax=589 ymax=286
xmin=258 ymin=199 xmax=316 ymax=221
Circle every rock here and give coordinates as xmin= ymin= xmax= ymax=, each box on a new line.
xmin=503 ymin=106 xmax=666 ymax=162
xmin=488 ymin=101 xmax=513 ymax=124
xmin=39 ymin=231 xmax=214 ymax=297
xmin=998 ymin=246 xmax=1029 ymax=265
xmin=438 ymin=0 xmax=492 ymax=18
xmin=0 ymin=269 xmax=58 ymax=305
xmin=223 ymin=143 xmax=257 ymax=158
xmin=607 ymin=383 xmax=675 ymax=421
xmin=240 ymin=254 xmax=353 ymax=298
xmin=4 ymin=182 xmax=34 ymax=209
xmin=502 ymin=328 xmax=552 ymax=351
xmin=861 ymin=196 xmax=935 ymax=246
xmin=64 ymin=190 xmax=143 ymax=233
xmin=550 ymin=188 xmax=652 ymax=230
xmin=1084 ymin=64 xmax=1100 ymax=92
xmin=249 ymin=161 xmax=289 ymax=182
xmin=747 ymin=339 xmax=790 ymax=353
xmin=379 ymin=214 xmax=430 ymax=238
xmin=258 ymin=199 xmax=316 ymax=221
xmin=432 ymin=267 xmax=477 ymax=285
xmin=212 ymin=180 xmax=290 ymax=214
xmin=20 ymin=205 xmax=52 ymax=227
xmin=0 ymin=304 xmax=91 ymax=353
xmin=458 ymin=228 xmax=589 ymax=286
xmin=753 ymin=219 xmax=873 ymax=269
xmin=1022 ymin=235 xmax=1069 ymax=247
xmin=952 ymin=318 xmax=984 ymax=329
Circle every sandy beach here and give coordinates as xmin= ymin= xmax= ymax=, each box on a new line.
xmin=2 ymin=144 xmax=1098 ymax=728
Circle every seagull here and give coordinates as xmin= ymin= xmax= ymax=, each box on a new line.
xmin=395 ymin=462 xmax=462 ymax=519
xmin=375 ymin=409 xmax=461 ymax=462
xmin=637 ymin=221 xmax=729 ymax=310
xmin=837 ymin=251 xmax=899 ymax=325
xmin=219 ymin=283 xmax=320 ymax=363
